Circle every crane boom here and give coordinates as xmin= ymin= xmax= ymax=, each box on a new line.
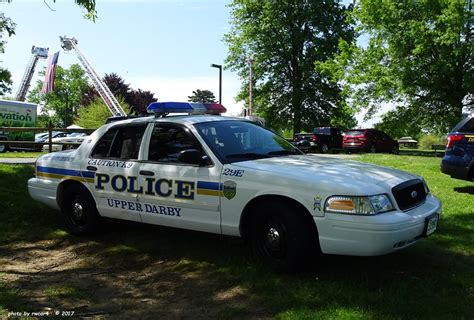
xmin=15 ymin=46 xmax=49 ymax=101
xmin=59 ymin=36 xmax=127 ymax=117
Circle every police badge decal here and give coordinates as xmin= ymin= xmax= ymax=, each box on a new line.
xmin=223 ymin=181 xmax=237 ymax=200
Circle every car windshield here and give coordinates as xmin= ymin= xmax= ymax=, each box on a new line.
xmin=345 ymin=130 xmax=365 ymax=136
xmin=195 ymin=120 xmax=302 ymax=163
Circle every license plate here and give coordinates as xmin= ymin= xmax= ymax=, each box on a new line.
xmin=425 ymin=214 xmax=439 ymax=236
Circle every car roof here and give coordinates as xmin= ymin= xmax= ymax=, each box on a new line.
xmin=105 ymin=114 xmax=247 ymax=128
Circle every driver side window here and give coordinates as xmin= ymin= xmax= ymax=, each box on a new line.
xmin=147 ymin=124 xmax=203 ymax=163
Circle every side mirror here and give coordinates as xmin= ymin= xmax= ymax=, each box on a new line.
xmin=178 ymin=149 xmax=210 ymax=166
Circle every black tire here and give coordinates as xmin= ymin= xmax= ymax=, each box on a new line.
xmin=320 ymin=143 xmax=329 ymax=154
xmin=370 ymin=144 xmax=377 ymax=153
xmin=392 ymin=145 xmax=399 ymax=155
xmin=0 ymin=143 xmax=7 ymax=153
xmin=250 ymin=200 xmax=318 ymax=272
xmin=62 ymin=184 xmax=101 ymax=235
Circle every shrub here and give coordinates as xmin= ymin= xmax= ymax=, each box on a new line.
xmin=418 ymin=135 xmax=446 ymax=150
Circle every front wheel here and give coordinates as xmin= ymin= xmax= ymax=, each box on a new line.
xmin=250 ymin=201 xmax=318 ymax=272
xmin=0 ymin=143 xmax=7 ymax=153
xmin=370 ymin=145 xmax=377 ymax=153
xmin=62 ymin=185 xmax=101 ymax=235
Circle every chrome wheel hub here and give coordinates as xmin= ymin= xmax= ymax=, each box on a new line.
xmin=266 ymin=227 xmax=280 ymax=247
xmin=72 ymin=202 xmax=84 ymax=221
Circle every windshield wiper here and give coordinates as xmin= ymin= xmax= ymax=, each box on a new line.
xmin=267 ymin=150 xmax=300 ymax=156
xmin=226 ymin=153 xmax=270 ymax=159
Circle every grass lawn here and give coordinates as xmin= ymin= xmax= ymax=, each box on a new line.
xmin=0 ymin=152 xmax=45 ymax=158
xmin=0 ymin=155 xmax=473 ymax=319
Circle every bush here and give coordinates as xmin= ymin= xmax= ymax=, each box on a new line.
xmin=418 ymin=135 xmax=446 ymax=150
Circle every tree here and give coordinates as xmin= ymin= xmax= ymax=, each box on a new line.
xmin=75 ymin=97 xmax=129 ymax=129
xmin=28 ymin=64 xmax=90 ymax=127
xmin=188 ymin=89 xmax=217 ymax=103
xmin=128 ymin=89 xmax=157 ymax=115
xmin=224 ymin=0 xmax=355 ymax=132
xmin=0 ymin=13 xmax=15 ymax=95
xmin=320 ymin=0 xmax=473 ymax=134
xmin=82 ymin=73 xmax=157 ymax=115
xmin=374 ymin=107 xmax=424 ymax=140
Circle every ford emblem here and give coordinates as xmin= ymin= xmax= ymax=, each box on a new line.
xmin=411 ymin=190 xmax=418 ymax=199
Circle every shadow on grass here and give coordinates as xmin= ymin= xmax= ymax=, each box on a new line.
xmin=454 ymin=185 xmax=474 ymax=194
xmin=2 ymin=219 xmax=473 ymax=319
xmin=1 ymin=165 xmax=473 ymax=319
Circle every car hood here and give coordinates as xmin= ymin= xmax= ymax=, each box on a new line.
xmin=232 ymin=155 xmax=419 ymax=190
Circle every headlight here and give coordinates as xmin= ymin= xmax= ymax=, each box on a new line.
xmin=325 ymin=194 xmax=394 ymax=215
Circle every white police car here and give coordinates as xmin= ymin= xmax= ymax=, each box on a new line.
xmin=28 ymin=102 xmax=442 ymax=272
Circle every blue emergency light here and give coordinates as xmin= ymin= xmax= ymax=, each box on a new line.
xmin=147 ymin=102 xmax=226 ymax=116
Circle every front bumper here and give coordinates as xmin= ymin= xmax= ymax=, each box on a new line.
xmin=316 ymin=194 xmax=442 ymax=256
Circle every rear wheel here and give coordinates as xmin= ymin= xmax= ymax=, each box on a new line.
xmin=370 ymin=145 xmax=376 ymax=153
xmin=0 ymin=144 xmax=7 ymax=153
xmin=62 ymin=184 xmax=101 ymax=235
xmin=320 ymin=143 xmax=329 ymax=154
xmin=250 ymin=200 xmax=318 ymax=272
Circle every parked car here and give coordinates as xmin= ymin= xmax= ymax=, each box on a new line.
xmin=343 ymin=129 xmax=399 ymax=154
xmin=28 ymin=101 xmax=441 ymax=272
xmin=293 ymin=133 xmax=317 ymax=153
xmin=312 ymin=127 xmax=343 ymax=153
xmin=441 ymin=115 xmax=474 ymax=181
xmin=35 ymin=131 xmax=68 ymax=152
xmin=42 ymin=132 xmax=88 ymax=152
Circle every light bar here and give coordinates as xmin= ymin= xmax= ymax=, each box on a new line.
xmin=147 ymin=102 xmax=226 ymax=116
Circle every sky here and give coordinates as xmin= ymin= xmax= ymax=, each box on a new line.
xmin=0 ymin=0 xmax=379 ymax=126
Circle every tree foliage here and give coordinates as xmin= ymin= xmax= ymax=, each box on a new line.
xmin=28 ymin=64 xmax=90 ymax=127
xmin=374 ymin=106 xmax=424 ymax=140
xmin=0 ymin=13 xmax=15 ymax=95
xmin=82 ymin=73 xmax=157 ymax=115
xmin=188 ymin=89 xmax=217 ymax=103
xmin=320 ymin=0 xmax=473 ymax=134
xmin=224 ymin=0 xmax=355 ymax=132
xmin=75 ymin=97 xmax=129 ymax=129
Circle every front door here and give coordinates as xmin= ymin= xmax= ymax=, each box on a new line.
xmin=136 ymin=122 xmax=222 ymax=234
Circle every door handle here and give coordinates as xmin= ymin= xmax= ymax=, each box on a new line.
xmin=87 ymin=166 xmax=97 ymax=171
xmin=139 ymin=170 xmax=154 ymax=176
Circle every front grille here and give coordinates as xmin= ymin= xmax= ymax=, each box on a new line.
xmin=392 ymin=179 xmax=427 ymax=211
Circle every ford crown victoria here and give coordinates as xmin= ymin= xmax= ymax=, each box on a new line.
xmin=28 ymin=102 xmax=442 ymax=272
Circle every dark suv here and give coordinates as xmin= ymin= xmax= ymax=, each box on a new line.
xmin=441 ymin=115 xmax=474 ymax=182
xmin=312 ymin=127 xmax=343 ymax=153
xmin=343 ymin=129 xmax=399 ymax=153
xmin=292 ymin=133 xmax=317 ymax=153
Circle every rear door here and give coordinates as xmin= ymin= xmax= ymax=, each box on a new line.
xmin=84 ymin=124 xmax=148 ymax=222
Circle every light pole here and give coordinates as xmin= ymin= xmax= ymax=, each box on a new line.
xmin=210 ymin=63 xmax=222 ymax=104
xmin=248 ymin=56 xmax=254 ymax=116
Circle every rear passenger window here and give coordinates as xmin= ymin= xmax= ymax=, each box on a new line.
xmin=90 ymin=128 xmax=118 ymax=158
xmin=91 ymin=125 xmax=147 ymax=160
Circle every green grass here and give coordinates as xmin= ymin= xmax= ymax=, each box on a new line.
xmin=0 ymin=158 xmax=473 ymax=319
xmin=0 ymin=152 xmax=45 ymax=158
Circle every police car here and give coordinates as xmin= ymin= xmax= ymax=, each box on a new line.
xmin=28 ymin=102 xmax=442 ymax=272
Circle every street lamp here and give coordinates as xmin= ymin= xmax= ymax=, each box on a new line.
xmin=210 ymin=63 xmax=222 ymax=104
